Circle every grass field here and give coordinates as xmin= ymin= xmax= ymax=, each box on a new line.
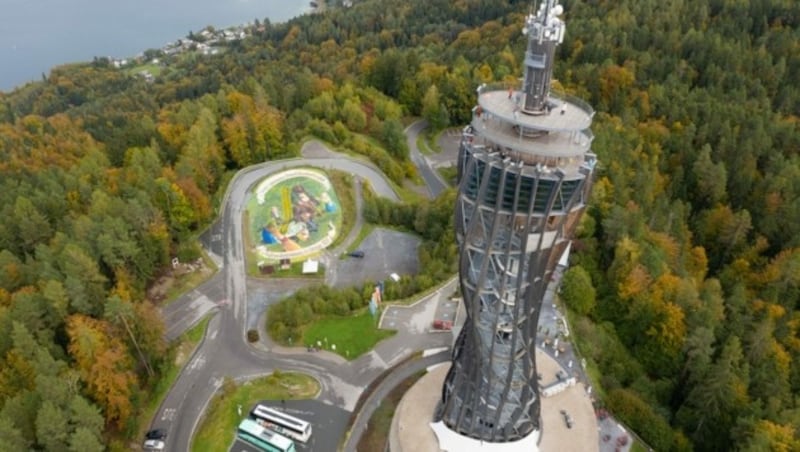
xmin=127 ymin=63 xmax=163 ymax=77
xmin=304 ymin=310 xmax=396 ymax=360
xmin=192 ymin=372 xmax=319 ymax=452
xmin=327 ymin=171 xmax=357 ymax=249
xmin=416 ymin=132 xmax=433 ymax=156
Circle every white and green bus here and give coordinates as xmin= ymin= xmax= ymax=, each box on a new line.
xmin=237 ymin=418 xmax=295 ymax=452
xmin=250 ymin=405 xmax=312 ymax=443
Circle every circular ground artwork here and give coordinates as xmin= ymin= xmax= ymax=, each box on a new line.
xmin=248 ymin=168 xmax=342 ymax=261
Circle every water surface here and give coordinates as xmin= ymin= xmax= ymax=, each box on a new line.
xmin=0 ymin=0 xmax=308 ymax=91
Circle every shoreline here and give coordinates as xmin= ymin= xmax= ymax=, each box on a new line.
xmin=0 ymin=0 xmax=322 ymax=93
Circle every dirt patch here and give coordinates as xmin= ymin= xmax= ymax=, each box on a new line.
xmin=174 ymin=342 xmax=192 ymax=367
xmin=147 ymin=258 xmax=211 ymax=303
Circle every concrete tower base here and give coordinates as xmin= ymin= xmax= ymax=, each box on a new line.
xmin=389 ymin=350 xmax=598 ymax=452
xmin=430 ymin=421 xmax=540 ymax=452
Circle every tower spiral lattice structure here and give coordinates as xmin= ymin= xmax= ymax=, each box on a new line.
xmin=432 ymin=1 xmax=597 ymax=448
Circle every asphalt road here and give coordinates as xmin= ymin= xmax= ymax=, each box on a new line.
xmin=341 ymin=350 xmax=452 ymax=452
xmin=151 ymin=129 xmax=456 ymax=452
xmin=406 ymin=120 xmax=449 ymax=198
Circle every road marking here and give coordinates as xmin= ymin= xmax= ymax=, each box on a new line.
xmin=209 ymin=329 xmax=218 ymax=340
xmin=189 ymin=354 xmax=206 ymax=372
xmin=423 ymin=347 xmax=449 ymax=357
xmin=161 ymin=408 xmax=176 ymax=422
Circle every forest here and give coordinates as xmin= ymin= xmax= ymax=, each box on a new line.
xmin=0 ymin=0 xmax=798 ymax=450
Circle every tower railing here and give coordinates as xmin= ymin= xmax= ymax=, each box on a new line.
xmin=476 ymin=83 xmax=595 ymax=118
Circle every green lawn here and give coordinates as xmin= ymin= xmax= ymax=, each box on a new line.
xmin=127 ymin=63 xmax=163 ymax=77
xmin=192 ymin=372 xmax=319 ymax=452
xmin=437 ymin=166 xmax=458 ymax=186
xmin=304 ymin=310 xmax=396 ymax=360
xmin=416 ymin=132 xmax=433 ymax=156
xmin=327 ymin=171 xmax=357 ymax=249
xmin=416 ymin=129 xmax=445 ymax=156
xmin=428 ymin=129 xmax=445 ymax=153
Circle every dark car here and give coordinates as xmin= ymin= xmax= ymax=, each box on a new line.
xmin=146 ymin=429 xmax=167 ymax=440
xmin=348 ymin=250 xmax=365 ymax=258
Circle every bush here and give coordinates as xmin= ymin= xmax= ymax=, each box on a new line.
xmin=176 ymin=241 xmax=202 ymax=262
xmin=560 ymin=265 xmax=597 ymax=315
xmin=247 ymin=329 xmax=259 ymax=342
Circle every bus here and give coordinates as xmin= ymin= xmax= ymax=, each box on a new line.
xmin=237 ymin=419 xmax=295 ymax=452
xmin=250 ymin=405 xmax=312 ymax=443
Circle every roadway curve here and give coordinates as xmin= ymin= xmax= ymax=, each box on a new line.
xmin=154 ymin=130 xmax=454 ymax=451
xmin=406 ymin=120 xmax=449 ymax=198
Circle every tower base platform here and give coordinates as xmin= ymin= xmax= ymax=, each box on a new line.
xmin=389 ymin=349 xmax=598 ymax=452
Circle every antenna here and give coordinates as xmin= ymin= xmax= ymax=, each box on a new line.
xmin=520 ymin=0 xmax=565 ymax=114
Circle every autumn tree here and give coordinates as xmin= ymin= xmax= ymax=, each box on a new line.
xmin=66 ymin=314 xmax=138 ymax=429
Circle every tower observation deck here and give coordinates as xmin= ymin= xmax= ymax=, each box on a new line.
xmin=432 ymin=1 xmax=597 ymax=449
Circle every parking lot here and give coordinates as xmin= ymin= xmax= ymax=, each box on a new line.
xmin=331 ymin=228 xmax=421 ymax=289
xmin=230 ymin=400 xmax=349 ymax=452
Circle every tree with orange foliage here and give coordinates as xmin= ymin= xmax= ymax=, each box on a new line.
xmin=66 ymin=315 xmax=139 ymax=430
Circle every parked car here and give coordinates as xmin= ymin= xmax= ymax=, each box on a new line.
xmin=145 ymin=429 xmax=167 ymax=440
xmin=348 ymin=250 xmax=365 ymax=258
xmin=143 ymin=439 xmax=165 ymax=451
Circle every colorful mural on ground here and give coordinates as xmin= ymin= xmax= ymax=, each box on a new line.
xmin=248 ymin=169 xmax=342 ymax=261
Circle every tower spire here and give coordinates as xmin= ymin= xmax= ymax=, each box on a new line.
xmin=521 ymin=0 xmax=565 ymax=114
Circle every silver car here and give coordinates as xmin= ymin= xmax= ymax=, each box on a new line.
xmin=143 ymin=439 xmax=165 ymax=451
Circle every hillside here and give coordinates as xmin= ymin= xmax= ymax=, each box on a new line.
xmin=0 ymin=0 xmax=798 ymax=450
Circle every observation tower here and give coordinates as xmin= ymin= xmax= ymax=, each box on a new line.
xmin=431 ymin=1 xmax=597 ymax=449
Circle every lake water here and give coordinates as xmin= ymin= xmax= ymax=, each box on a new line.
xmin=0 ymin=0 xmax=309 ymax=92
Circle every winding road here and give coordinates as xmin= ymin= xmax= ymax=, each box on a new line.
xmin=152 ymin=122 xmax=456 ymax=452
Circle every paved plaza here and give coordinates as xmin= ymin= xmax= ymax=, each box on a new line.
xmin=391 ymin=348 xmax=598 ymax=452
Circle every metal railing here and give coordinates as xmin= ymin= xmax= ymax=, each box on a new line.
xmin=476 ymin=82 xmax=595 ymax=118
